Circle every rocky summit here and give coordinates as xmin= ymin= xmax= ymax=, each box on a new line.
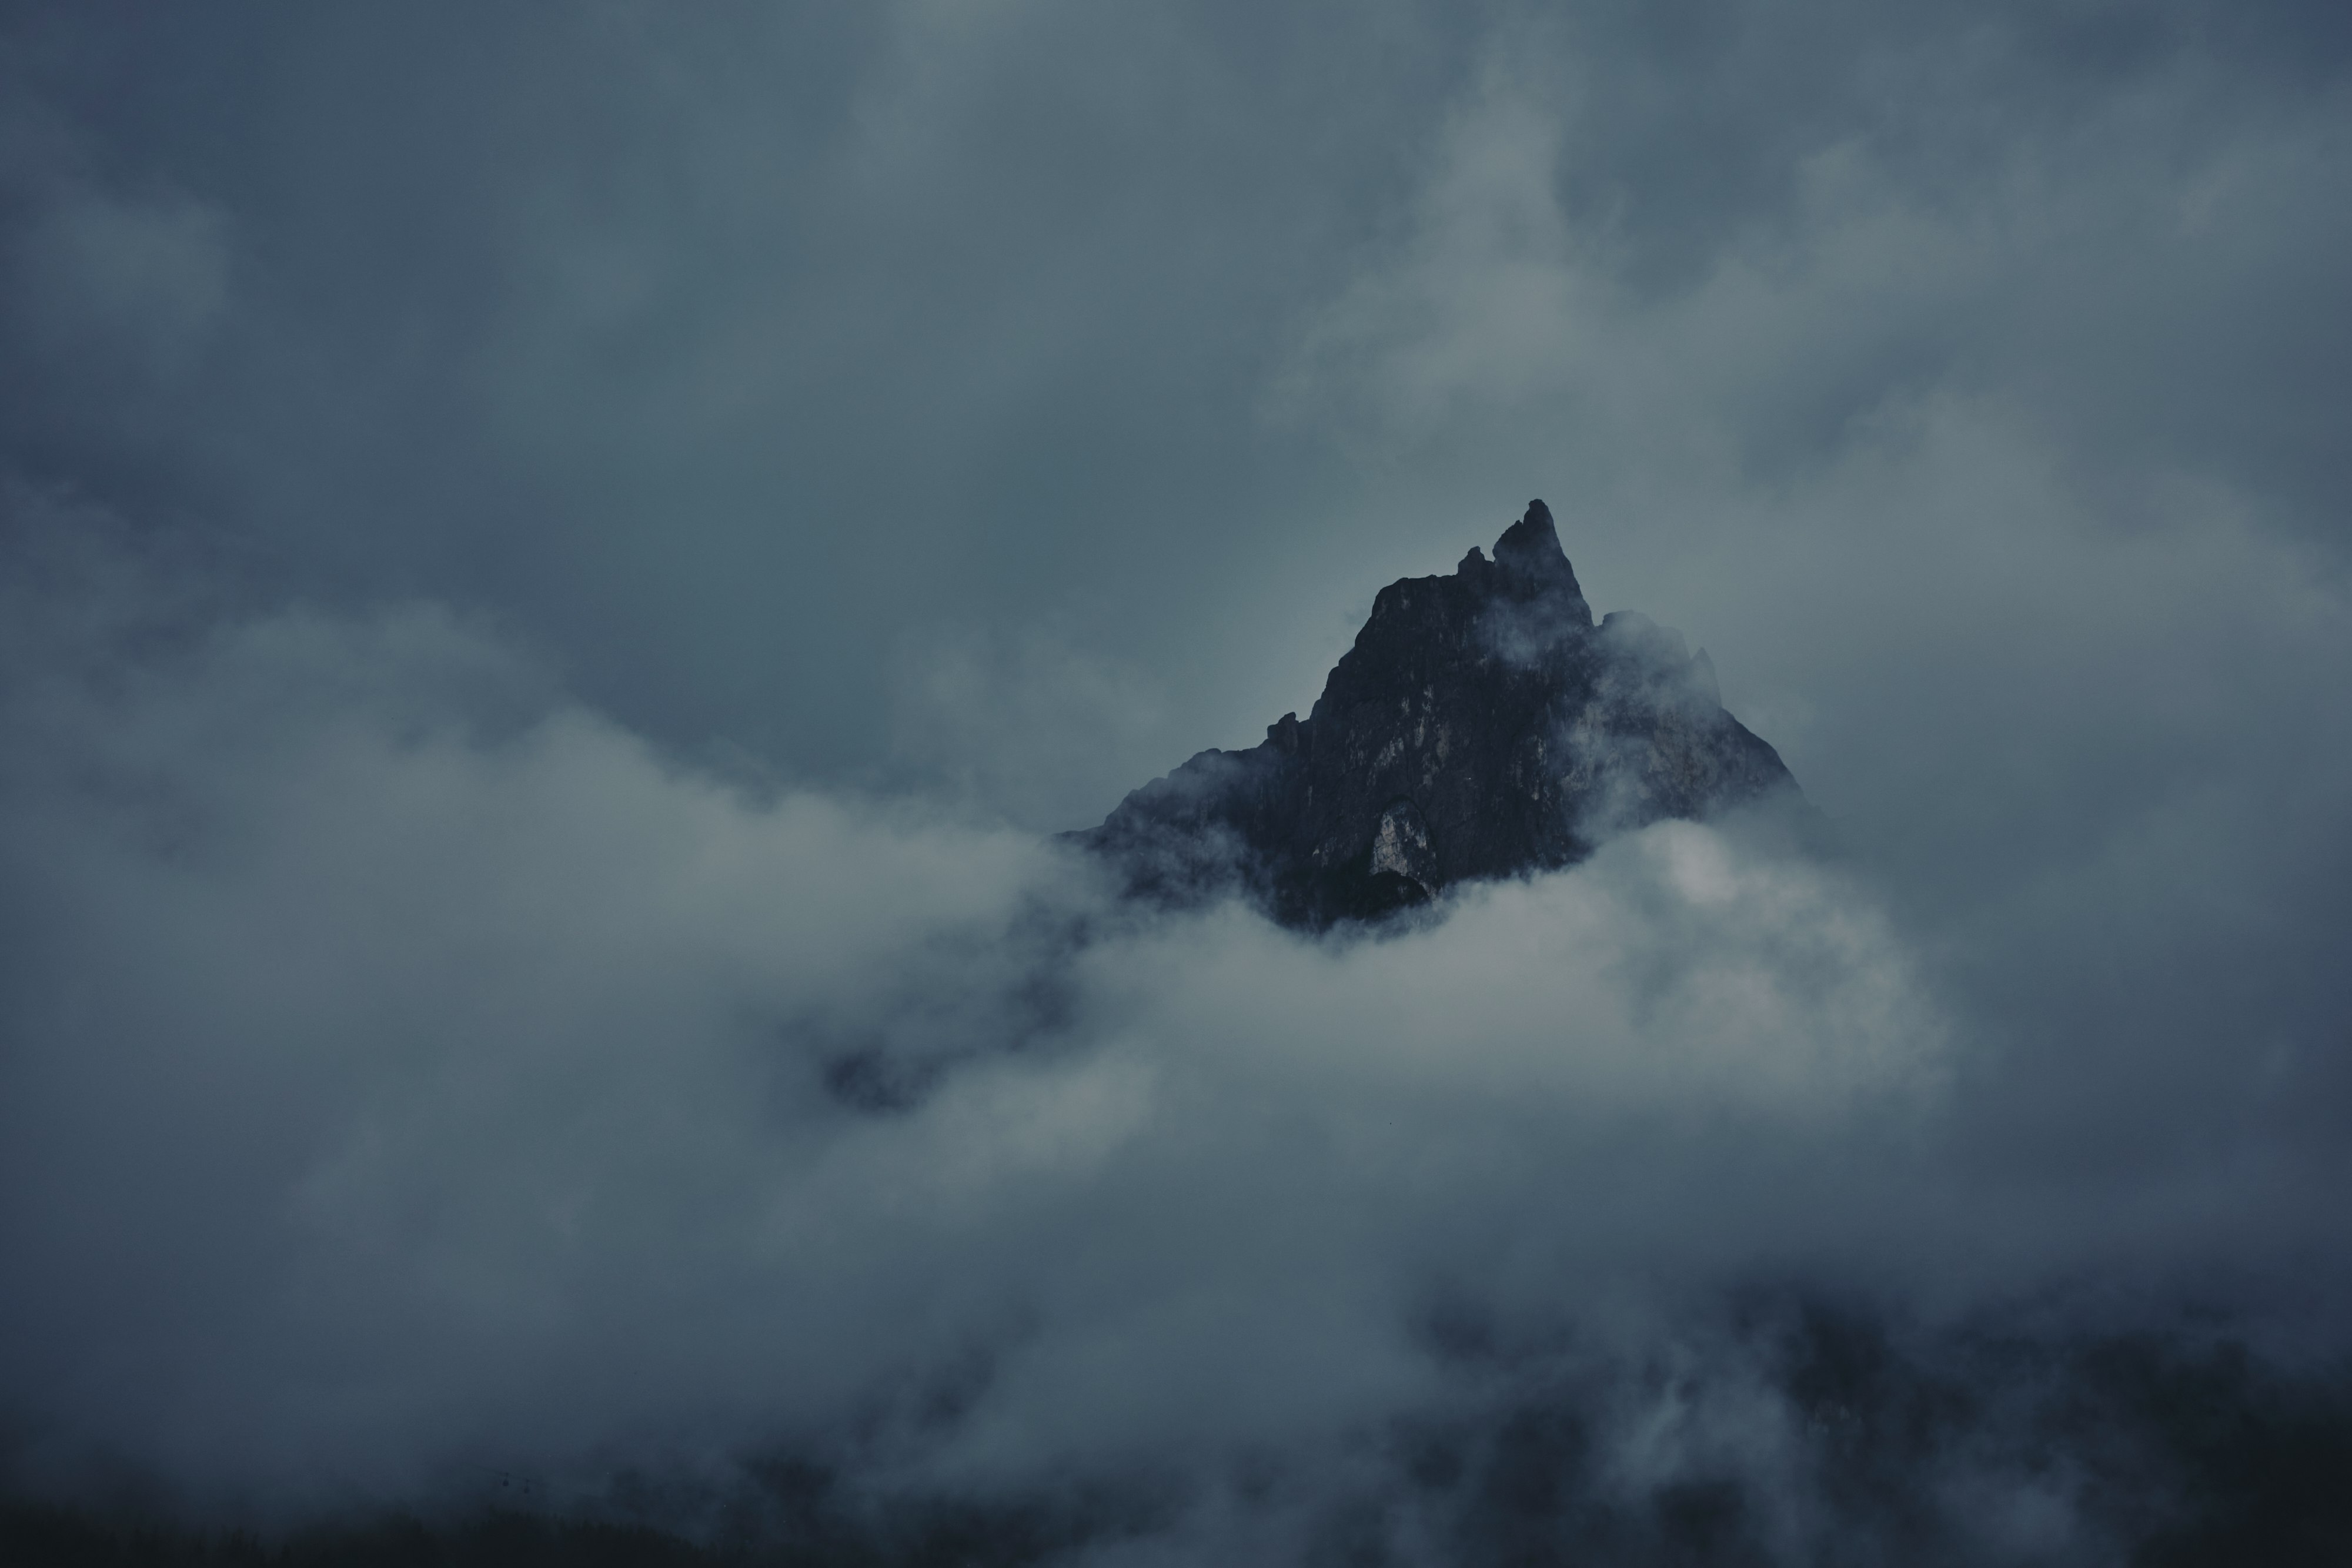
xmin=1074 ymin=500 xmax=1798 ymax=927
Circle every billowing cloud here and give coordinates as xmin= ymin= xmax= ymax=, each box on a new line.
xmin=2 ymin=2 xmax=2350 ymax=1560
xmin=5 ymin=489 xmax=2347 ymax=1564
xmin=0 ymin=504 xmax=1944 ymax=1505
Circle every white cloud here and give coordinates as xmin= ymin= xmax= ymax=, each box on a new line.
xmin=0 ymin=514 xmax=1953 ymax=1510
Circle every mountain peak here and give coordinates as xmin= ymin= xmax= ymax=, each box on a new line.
xmin=1075 ymin=503 xmax=1795 ymax=927
xmin=1491 ymin=498 xmax=1579 ymax=595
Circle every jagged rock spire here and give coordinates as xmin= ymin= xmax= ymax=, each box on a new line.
xmin=1074 ymin=501 xmax=1795 ymax=927
xmin=1491 ymin=499 xmax=1583 ymax=597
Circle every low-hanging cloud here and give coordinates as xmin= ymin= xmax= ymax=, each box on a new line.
xmin=4 ymin=2 xmax=2351 ymax=1559
xmin=6 ymin=489 xmax=2347 ymax=1567
xmin=2 ymin=498 xmax=1944 ymax=1508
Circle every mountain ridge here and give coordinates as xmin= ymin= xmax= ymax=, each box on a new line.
xmin=1075 ymin=500 xmax=1796 ymax=927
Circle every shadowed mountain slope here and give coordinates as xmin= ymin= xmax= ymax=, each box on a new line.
xmin=1074 ymin=501 xmax=1796 ymax=927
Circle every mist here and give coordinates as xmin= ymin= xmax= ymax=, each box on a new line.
xmin=4 ymin=2 xmax=2351 ymax=1562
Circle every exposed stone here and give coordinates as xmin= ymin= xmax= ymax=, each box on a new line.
xmin=1073 ymin=500 xmax=1796 ymax=927
xmin=1367 ymin=798 xmax=1438 ymax=902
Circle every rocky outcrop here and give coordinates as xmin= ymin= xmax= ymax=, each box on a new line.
xmin=1074 ymin=500 xmax=1796 ymax=927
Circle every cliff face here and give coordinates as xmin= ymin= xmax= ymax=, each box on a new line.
xmin=1077 ymin=500 xmax=1796 ymax=927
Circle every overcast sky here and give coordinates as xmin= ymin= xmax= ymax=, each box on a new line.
xmin=4 ymin=2 xmax=2350 ymax=1559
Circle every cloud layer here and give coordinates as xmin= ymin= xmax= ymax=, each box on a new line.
xmin=3 ymin=2 xmax=2350 ymax=1559
xmin=1 ymin=506 xmax=1947 ymax=1502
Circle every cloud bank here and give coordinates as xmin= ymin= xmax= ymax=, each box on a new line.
xmin=3 ymin=1 xmax=2350 ymax=1560
xmin=0 ymin=499 xmax=1936 ymax=1488
xmin=4 ymin=489 xmax=2347 ymax=1562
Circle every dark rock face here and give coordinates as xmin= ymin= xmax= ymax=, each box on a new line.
xmin=1075 ymin=501 xmax=1796 ymax=927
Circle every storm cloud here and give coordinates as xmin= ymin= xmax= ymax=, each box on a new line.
xmin=3 ymin=1 xmax=2351 ymax=1562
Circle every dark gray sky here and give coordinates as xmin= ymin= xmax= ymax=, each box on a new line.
xmin=7 ymin=0 xmax=2339 ymax=813
xmin=2 ymin=1 xmax=2350 ymax=1556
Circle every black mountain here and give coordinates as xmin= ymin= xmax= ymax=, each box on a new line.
xmin=1074 ymin=500 xmax=1796 ymax=927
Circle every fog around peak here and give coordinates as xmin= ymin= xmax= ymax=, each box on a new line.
xmin=4 ymin=2 xmax=2351 ymax=1559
